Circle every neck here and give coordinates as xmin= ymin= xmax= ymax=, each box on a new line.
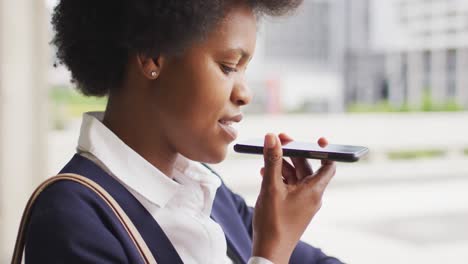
xmin=102 ymin=94 xmax=178 ymax=177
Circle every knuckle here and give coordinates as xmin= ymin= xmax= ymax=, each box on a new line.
xmin=317 ymin=180 xmax=328 ymax=190
xmin=316 ymin=200 xmax=323 ymax=211
xmin=260 ymin=179 xmax=278 ymax=193
xmin=265 ymin=152 xmax=281 ymax=163
xmin=310 ymin=189 xmax=322 ymax=202
xmin=266 ymin=184 xmax=280 ymax=195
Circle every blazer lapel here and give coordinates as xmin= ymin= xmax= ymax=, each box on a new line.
xmin=211 ymin=185 xmax=253 ymax=264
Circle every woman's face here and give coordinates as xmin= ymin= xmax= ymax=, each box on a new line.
xmin=150 ymin=5 xmax=256 ymax=164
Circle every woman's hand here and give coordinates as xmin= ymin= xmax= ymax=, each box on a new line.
xmin=252 ymin=133 xmax=336 ymax=264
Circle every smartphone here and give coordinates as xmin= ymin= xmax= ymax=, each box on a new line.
xmin=233 ymin=139 xmax=369 ymax=162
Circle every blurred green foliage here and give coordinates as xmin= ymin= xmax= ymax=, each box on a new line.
xmin=387 ymin=149 xmax=446 ymax=160
xmin=51 ymin=86 xmax=107 ymax=115
xmin=348 ymin=101 xmax=410 ymax=113
xmin=420 ymin=91 xmax=463 ymax=112
xmin=50 ymin=86 xmax=107 ymax=129
xmin=348 ymin=90 xmax=464 ymax=113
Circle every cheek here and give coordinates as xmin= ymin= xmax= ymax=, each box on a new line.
xmin=155 ymin=60 xmax=233 ymax=162
xmin=174 ymin=94 xmax=232 ymax=163
xmin=173 ymin=61 xmax=232 ymax=124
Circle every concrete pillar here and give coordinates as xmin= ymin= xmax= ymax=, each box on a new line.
xmin=386 ymin=53 xmax=405 ymax=106
xmin=407 ymin=51 xmax=424 ymax=107
xmin=456 ymin=48 xmax=468 ymax=108
xmin=0 ymin=0 xmax=49 ymax=261
xmin=431 ymin=49 xmax=447 ymax=104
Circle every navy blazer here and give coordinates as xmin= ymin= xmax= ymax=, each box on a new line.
xmin=25 ymin=154 xmax=343 ymax=263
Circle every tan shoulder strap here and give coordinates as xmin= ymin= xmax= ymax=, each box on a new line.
xmin=11 ymin=173 xmax=157 ymax=264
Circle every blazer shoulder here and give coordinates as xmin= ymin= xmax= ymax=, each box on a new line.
xmin=30 ymin=179 xmax=102 ymax=219
xmin=25 ymin=179 xmax=131 ymax=263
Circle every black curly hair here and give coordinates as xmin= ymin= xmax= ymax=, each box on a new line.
xmin=52 ymin=0 xmax=303 ymax=96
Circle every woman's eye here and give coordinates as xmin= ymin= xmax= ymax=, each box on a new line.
xmin=220 ymin=64 xmax=237 ymax=75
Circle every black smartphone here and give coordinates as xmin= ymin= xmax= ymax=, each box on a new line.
xmin=233 ymin=139 xmax=369 ymax=162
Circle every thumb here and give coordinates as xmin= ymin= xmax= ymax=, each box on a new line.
xmin=262 ymin=133 xmax=283 ymax=188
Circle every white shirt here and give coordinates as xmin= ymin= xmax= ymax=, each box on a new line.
xmin=76 ymin=112 xmax=272 ymax=264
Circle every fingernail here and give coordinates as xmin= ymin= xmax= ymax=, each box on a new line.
xmin=265 ymin=134 xmax=276 ymax=149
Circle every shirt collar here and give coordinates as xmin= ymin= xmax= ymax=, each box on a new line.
xmin=76 ymin=111 xmax=189 ymax=208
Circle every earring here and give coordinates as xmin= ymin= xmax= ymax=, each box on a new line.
xmin=150 ymin=71 xmax=157 ymax=78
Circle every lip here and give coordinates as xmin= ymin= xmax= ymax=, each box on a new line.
xmin=218 ymin=113 xmax=242 ymax=141
xmin=220 ymin=113 xmax=243 ymax=123
xmin=218 ymin=121 xmax=238 ymax=140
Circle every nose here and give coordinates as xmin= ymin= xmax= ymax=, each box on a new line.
xmin=231 ymin=76 xmax=253 ymax=106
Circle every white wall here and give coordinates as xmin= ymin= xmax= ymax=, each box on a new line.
xmin=0 ymin=0 xmax=49 ymax=260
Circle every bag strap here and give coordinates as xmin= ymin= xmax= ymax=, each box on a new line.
xmin=11 ymin=173 xmax=157 ymax=264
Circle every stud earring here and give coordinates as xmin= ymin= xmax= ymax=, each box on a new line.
xmin=150 ymin=71 xmax=157 ymax=78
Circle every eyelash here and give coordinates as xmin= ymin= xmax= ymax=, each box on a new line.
xmin=220 ymin=64 xmax=237 ymax=75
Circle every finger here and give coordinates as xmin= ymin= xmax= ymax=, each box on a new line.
xmin=261 ymin=159 xmax=296 ymax=184
xmin=278 ymin=133 xmax=294 ymax=145
xmin=318 ymin=137 xmax=329 ymax=165
xmin=278 ymin=133 xmax=301 ymax=183
xmin=262 ymin=133 xmax=283 ymax=188
xmin=290 ymin=157 xmax=313 ymax=180
xmin=282 ymin=158 xmax=297 ymax=185
xmin=278 ymin=133 xmax=313 ymax=179
xmin=318 ymin=137 xmax=328 ymax=148
xmin=305 ymin=161 xmax=337 ymax=194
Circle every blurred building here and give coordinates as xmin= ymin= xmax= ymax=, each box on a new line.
xmin=248 ymin=0 xmax=387 ymax=113
xmin=343 ymin=0 xmax=387 ymax=106
xmin=372 ymin=0 xmax=468 ymax=108
xmin=252 ymin=0 xmax=468 ymax=111
xmin=247 ymin=0 xmax=348 ymax=113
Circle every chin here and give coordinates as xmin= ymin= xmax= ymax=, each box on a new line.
xmin=201 ymin=146 xmax=228 ymax=164
xmin=183 ymin=137 xmax=230 ymax=164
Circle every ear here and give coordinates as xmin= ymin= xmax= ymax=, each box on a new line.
xmin=136 ymin=53 xmax=165 ymax=80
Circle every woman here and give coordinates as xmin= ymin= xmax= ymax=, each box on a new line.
xmin=25 ymin=0 xmax=341 ymax=263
